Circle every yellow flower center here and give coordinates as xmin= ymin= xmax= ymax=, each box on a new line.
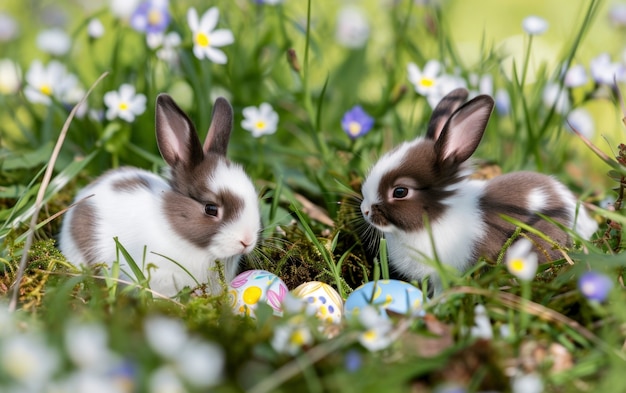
xmin=118 ymin=102 xmax=129 ymax=111
xmin=195 ymin=32 xmax=210 ymax=47
xmin=148 ymin=9 xmax=162 ymax=26
xmin=40 ymin=84 xmax=52 ymax=96
xmin=255 ymin=120 xmax=266 ymax=130
xmin=348 ymin=121 xmax=362 ymax=136
xmin=362 ymin=330 xmax=377 ymax=342
xmin=509 ymin=258 xmax=525 ymax=272
xmin=419 ymin=78 xmax=434 ymax=88
xmin=290 ymin=330 xmax=308 ymax=346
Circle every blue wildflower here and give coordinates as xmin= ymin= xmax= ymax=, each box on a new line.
xmin=130 ymin=0 xmax=171 ymax=35
xmin=341 ymin=105 xmax=374 ymax=139
xmin=578 ymin=271 xmax=613 ymax=302
xmin=344 ymin=349 xmax=362 ymax=372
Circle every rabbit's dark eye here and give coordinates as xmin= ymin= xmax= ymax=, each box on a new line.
xmin=204 ymin=204 xmax=219 ymax=217
xmin=393 ymin=187 xmax=409 ymax=199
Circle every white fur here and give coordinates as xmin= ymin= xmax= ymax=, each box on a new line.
xmin=59 ymin=166 xmax=260 ymax=297
xmin=527 ymin=187 xmax=547 ymax=212
xmin=361 ymin=139 xmax=422 ymax=212
xmin=550 ymin=179 xmax=598 ymax=239
xmin=382 ymin=180 xmax=487 ymax=292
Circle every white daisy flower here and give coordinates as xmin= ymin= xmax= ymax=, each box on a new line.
xmin=335 ymin=5 xmax=370 ymax=49
xmin=469 ymin=304 xmax=493 ymax=340
xmin=522 ymin=15 xmax=548 ymax=36
xmin=590 ymin=53 xmax=626 ymax=85
xmin=1 ymin=333 xmax=59 ymax=388
xmin=88 ymin=18 xmax=105 ymax=39
xmin=505 ymin=239 xmax=538 ymax=282
xmin=36 ymin=28 xmax=72 ymax=56
xmin=0 ymin=12 xmax=19 ymax=42
xmin=144 ymin=316 xmax=189 ymax=360
xmin=65 ymin=322 xmax=115 ymax=371
xmin=407 ymin=60 xmax=442 ymax=97
xmin=357 ymin=306 xmax=394 ymax=352
xmin=271 ymin=320 xmax=314 ymax=356
xmin=426 ymin=73 xmax=467 ymax=108
xmin=241 ymin=102 xmax=279 ymax=137
xmin=187 ymin=7 xmax=234 ymax=64
xmin=175 ymin=339 xmax=224 ymax=387
xmin=149 ymin=367 xmax=186 ymax=393
xmin=103 ymin=84 xmax=147 ymax=122
xmin=0 ymin=59 xmax=21 ymax=95
xmin=24 ymin=59 xmax=80 ymax=105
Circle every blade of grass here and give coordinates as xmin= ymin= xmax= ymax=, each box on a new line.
xmin=9 ymin=71 xmax=109 ymax=312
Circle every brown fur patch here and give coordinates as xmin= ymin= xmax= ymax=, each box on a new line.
xmin=370 ymin=140 xmax=465 ymax=232
xmin=70 ymin=200 xmax=99 ymax=263
xmin=111 ymin=174 xmax=152 ymax=192
xmin=164 ymin=156 xmax=244 ymax=249
xmin=479 ymin=172 xmax=572 ymax=262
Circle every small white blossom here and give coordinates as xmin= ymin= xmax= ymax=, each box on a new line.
xmin=564 ymin=64 xmax=588 ymax=88
xmin=187 ymin=7 xmax=234 ymax=64
xmin=495 ymin=88 xmax=511 ymax=115
xmin=36 ymin=28 xmax=72 ymax=56
xmin=24 ymin=59 xmax=80 ymax=105
xmin=357 ymin=306 xmax=394 ymax=352
xmin=469 ymin=304 xmax=493 ymax=340
xmin=426 ymin=73 xmax=467 ymax=108
xmin=153 ymin=32 xmax=182 ymax=64
xmin=590 ymin=53 xmax=626 ymax=85
xmin=511 ymin=371 xmax=544 ymax=393
xmin=65 ymin=322 xmax=115 ymax=371
xmin=0 ymin=12 xmax=19 ymax=42
xmin=241 ymin=103 xmax=279 ymax=137
xmin=271 ymin=318 xmax=314 ymax=356
xmin=542 ymin=82 xmax=570 ymax=114
xmin=407 ymin=60 xmax=442 ymax=97
xmin=110 ymin=0 xmax=141 ymax=19
xmin=566 ymin=107 xmax=594 ymax=139
xmin=1 ymin=333 xmax=59 ymax=388
xmin=335 ymin=5 xmax=370 ymax=49
xmin=149 ymin=367 xmax=186 ymax=393
xmin=522 ymin=15 xmax=548 ymax=35
xmin=88 ymin=18 xmax=105 ymax=39
xmin=0 ymin=59 xmax=21 ymax=95
xmin=609 ymin=3 xmax=626 ymax=27
xmin=144 ymin=316 xmax=189 ymax=360
xmin=104 ymin=84 xmax=147 ymax=122
xmin=505 ymin=239 xmax=538 ymax=282
xmin=175 ymin=339 xmax=224 ymax=388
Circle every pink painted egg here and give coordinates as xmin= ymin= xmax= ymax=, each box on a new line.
xmin=227 ymin=270 xmax=288 ymax=317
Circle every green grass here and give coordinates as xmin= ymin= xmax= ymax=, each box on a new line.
xmin=1 ymin=0 xmax=626 ymax=391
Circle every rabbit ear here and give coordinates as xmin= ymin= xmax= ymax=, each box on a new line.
xmin=155 ymin=94 xmax=205 ymax=168
xmin=426 ymin=88 xmax=469 ymax=141
xmin=434 ymin=94 xmax=494 ymax=165
xmin=203 ymin=97 xmax=233 ymax=156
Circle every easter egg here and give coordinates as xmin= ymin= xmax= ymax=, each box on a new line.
xmin=344 ymin=280 xmax=426 ymax=319
xmin=227 ymin=270 xmax=288 ymax=317
xmin=292 ymin=281 xmax=344 ymax=324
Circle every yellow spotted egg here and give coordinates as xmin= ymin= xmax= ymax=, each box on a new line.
xmin=292 ymin=281 xmax=343 ymax=324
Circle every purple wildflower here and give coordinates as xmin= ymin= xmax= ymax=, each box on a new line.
xmin=130 ymin=0 xmax=170 ymax=35
xmin=344 ymin=349 xmax=362 ymax=372
xmin=578 ymin=271 xmax=613 ymax=302
xmin=341 ymin=105 xmax=374 ymax=139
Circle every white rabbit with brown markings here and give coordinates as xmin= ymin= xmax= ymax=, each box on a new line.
xmin=59 ymin=94 xmax=261 ymax=297
xmin=360 ymin=88 xmax=597 ymax=293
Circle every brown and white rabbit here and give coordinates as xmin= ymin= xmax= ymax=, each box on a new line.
xmin=360 ymin=88 xmax=597 ymax=293
xmin=59 ymin=94 xmax=261 ymax=297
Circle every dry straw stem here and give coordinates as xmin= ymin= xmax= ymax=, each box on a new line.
xmin=8 ymin=72 xmax=109 ymax=312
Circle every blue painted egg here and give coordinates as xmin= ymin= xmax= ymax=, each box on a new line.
xmin=344 ymin=280 xmax=426 ymax=319
xmin=227 ymin=270 xmax=288 ymax=317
